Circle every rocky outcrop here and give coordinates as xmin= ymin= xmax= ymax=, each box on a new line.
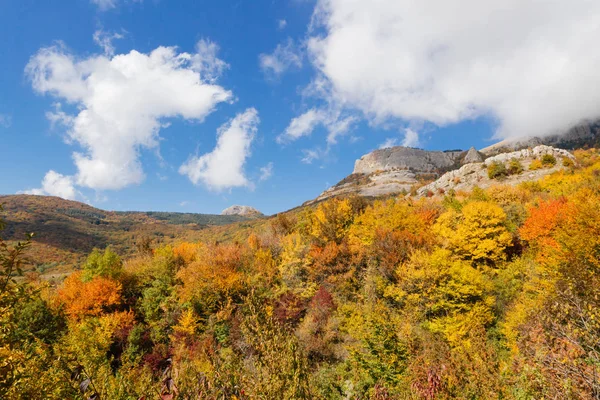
xmin=353 ymin=147 xmax=463 ymax=174
xmin=463 ymin=147 xmax=484 ymax=163
xmin=221 ymin=205 xmax=263 ymax=217
xmin=416 ymin=145 xmax=575 ymax=196
xmin=311 ymin=146 xmax=471 ymax=203
xmin=310 ymin=140 xmax=578 ymax=204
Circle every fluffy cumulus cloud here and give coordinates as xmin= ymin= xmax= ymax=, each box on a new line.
xmin=23 ymin=171 xmax=79 ymax=200
xmin=26 ymin=40 xmax=232 ymax=194
xmin=278 ymin=108 xmax=356 ymax=145
xmin=179 ymin=108 xmax=259 ymax=191
xmin=308 ymin=0 xmax=600 ymax=139
xmin=259 ymin=39 xmax=303 ymax=78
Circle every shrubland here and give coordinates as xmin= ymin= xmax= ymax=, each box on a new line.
xmin=2 ymin=149 xmax=600 ymax=399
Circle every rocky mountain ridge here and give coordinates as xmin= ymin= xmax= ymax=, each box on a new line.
xmin=417 ymin=145 xmax=574 ymax=196
xmin=311 ymin=146 xmax=486 ymax=203
xmin=312 ymin=124 xmax=594 ymax=203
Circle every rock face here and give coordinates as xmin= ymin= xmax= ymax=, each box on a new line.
xmin=463 ymin=147 xmax=484 ymax=163
xmin=311 ymin=146 xmax=471 ymax=203
xmin=221 ymin=205 xmax=263 ymax=217
xmin=310 ymin=143 xmax=576 ymax=204
xmin=416 ymin=145 xmax=575 ymax=196
xmin=353 ymin=147 xmax=463 ymax=174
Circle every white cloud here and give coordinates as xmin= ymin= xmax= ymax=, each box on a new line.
xmin=259 ymin=38 xmax=303 ymax=78
xmin=379 ymin=138 xmax=398 ymax=149
xmin=301 ymin=148 xmax=322 ymax=164
xmin=401 ymin=128 xmax=419 ymax=147
xmin=308 ymin=0 xmax=600 ymax=139
xmin=191 ymin=39 xmax=229 ymax=83
xmin=26 ymin=40 xmax=232 ymax=192
xmin=93 ymin=29 xmax=125 ymax=56
xmin=278 ymin=107 xmax=356 ymax=145
xmin=325 ymin=115 xmax=357 ymax=144
xmin=278 ymin=108 xmax=324 ymax=143
xmin=259 ymin=162 xmax=273 ymax=181
xmin=380 ymin=128 xmax=420 ymax=149
xmin=0 ymin=114 xmax=11 ymax=128
xmin=179 ymin=108 xmax=259 ymax=191
xmin=278 ymin=19 xmax=287 ymax=30
xmin=90 ymin=0 xmax=141 ymax=11
xmin=22 ymin=170 xmax=79 ymax=200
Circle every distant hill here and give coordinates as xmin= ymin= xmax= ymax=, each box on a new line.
xmin=221 ymin=205 xmax=264 ymax=217
xmin=0 ymin=195 xmax=256 ymax=277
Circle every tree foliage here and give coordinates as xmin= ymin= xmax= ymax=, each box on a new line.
xmin=4 ymin=149 xmax=600 ymax=399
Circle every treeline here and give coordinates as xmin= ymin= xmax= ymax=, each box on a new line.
xmin=2 ymin=149 xmax=600 ymax=399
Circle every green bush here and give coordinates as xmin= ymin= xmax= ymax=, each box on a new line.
xmin=507 ymin=158 xmax=524 ymax=175
xmin=487 ymin=161 xmax=508 ymax=179
xmin=541 ymin=154 xmax=557 ymax=167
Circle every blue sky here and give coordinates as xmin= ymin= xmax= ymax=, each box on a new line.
xmin=1 ymin=0 xmax=598 ymax=215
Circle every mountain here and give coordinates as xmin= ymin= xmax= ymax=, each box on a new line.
xmin=310 ymin=146 xmax=484 ymax=203
xmin=417 ymin=145 xmax=575 ymax=196
xmin=221 ymin=205 xmax=264 ymax=217
xmin=312 ymin=123 xmax=599 ymax=203
xmin=0 ymin=195 xmax=251 ymax=277
xmin=481 ymin=122 xmax=600 ymax=155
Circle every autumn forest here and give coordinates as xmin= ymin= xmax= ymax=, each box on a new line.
xmin=2 ymin=149 xmax=600 ymax=399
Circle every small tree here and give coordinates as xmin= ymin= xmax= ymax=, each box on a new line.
xmin=82 ymin=247 xmax=123 ymax=281
xmin=487 ymin=161 xmax=507 ymax=180
xmin=541 ymin=154 xmax=557 ymax=167
xmin=507 ymin=158 xmax=524 ymax=175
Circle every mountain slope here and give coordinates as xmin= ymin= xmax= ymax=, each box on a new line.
xmin=0 ymin=195 xmax=254 ymax=275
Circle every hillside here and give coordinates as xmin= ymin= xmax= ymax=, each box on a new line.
xmin=3 ymin=149 xmax=600 ymax=399
xmin=0 ymin=195 xmax=254 ymax=276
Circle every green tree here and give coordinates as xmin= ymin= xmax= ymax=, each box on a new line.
xmin=82 ymin=247 xmax=123 ymax=281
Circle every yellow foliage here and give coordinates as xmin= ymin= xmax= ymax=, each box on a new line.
xmin=176 ymin=243 xmax=245 ymax=309
xmin=251 ymin=247 xmax=278 ymax=285
xmin=278 ymin=232 xmax=314 ymax=295
xmin=434 ymin=201 xmax=512 ymax=264
xmin=309 ymin=198 xmax=354 ymax=244
xmin=173 ymin=242 xmax=203 ymax=265
xmin=528 ymin=159 xmax=543 ymax=170
xmin=172 ymin=308 xmax=200 ymax=337
xmin=386 ymin=249 xmax=495 ymax=347
xmin=348 ymin=199 xmax=433 ymax=253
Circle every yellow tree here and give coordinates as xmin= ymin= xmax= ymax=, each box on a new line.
xmin=435 ymin=201 xmax=512 ymax=265
xmin=309 ymin=198 xmax=354 ymax=244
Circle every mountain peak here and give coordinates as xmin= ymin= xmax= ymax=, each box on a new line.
xmin=221 ymin=205 xmax=263 ymax=217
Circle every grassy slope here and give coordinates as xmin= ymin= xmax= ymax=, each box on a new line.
xmin=0 ymin=195 xmax=255 ymax=276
